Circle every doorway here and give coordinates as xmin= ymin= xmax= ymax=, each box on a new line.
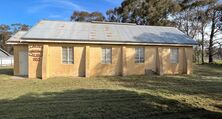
xmin=19 ymin=51 xmax=28 ymax=76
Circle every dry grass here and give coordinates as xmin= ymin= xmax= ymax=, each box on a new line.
xmin=0 ymin=64 xmax=221 ymax=119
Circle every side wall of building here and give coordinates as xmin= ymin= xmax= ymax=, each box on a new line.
xmin=162 ymin=47 xmax=186 ymax=74
xmin=89 ymin=45 xmax=122 ymax=76
xmin=28 ymin=44 xmax=43 ymax=78
xmin=47 ymin=44 xmax=85 ymax=77
xmin=13 ymin=43 xmax=193 ymax=79
xmin=124 ymin=46 xmax=157 ymax=75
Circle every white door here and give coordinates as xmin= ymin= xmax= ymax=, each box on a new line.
xmin=19 ymin=51 xmax=28 ymax=76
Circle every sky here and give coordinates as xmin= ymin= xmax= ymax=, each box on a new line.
xmin=0 ymin=0 xmax=123 ymax=26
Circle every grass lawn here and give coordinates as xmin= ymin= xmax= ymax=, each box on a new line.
xmin=0 ymin=64 xmax=222 ymax=119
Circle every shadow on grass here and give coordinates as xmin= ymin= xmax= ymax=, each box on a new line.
xmin=0 ymin=89 xmax=221 ymax=119
xmin=193 ymin=64 xmax=222 ymax=77
xmin=106 ymin=74 xmax=222 ymax=102
xmin=0 ymin=67 xmax=13 ymax=76
xmin=108 ymin=64 xmax=222 ymax=99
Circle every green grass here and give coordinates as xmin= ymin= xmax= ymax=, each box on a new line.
xmin=0 ymin=64 xmax=221 ymax=119
xmin=214 ymin=60 xmax=222 ymax=65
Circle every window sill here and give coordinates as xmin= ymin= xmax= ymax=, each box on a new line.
xmin=170 ymin=63 xmax=179 ymax=64
xmin=62 ymin=63 xmax=74 ymax=65
xmin=135 ymin=62 xmax=145 ymax=64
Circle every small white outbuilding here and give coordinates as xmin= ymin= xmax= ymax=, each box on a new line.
xmin=0 ymin=48 xmax=13 ymax=66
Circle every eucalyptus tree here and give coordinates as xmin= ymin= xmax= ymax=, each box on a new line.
xmin=0 ymin=25 xmax=10 ymax=51
xmin=0 ymin=23 xmax=30 ymax=54
xmin=106 ymin=0 xmax=180 ymax=25
xmin=71 ymin=11 xmax=105 ymax=22
xmin=207 ymin=2 xmax=222 ymax=63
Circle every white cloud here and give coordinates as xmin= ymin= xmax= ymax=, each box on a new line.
xmin=27 ymin=0 xmax=87 ymax=14
xmin=43 ymin=0 xmax=87 ymax=11
xmin=27 ymin=0 xmax=88 ymax=20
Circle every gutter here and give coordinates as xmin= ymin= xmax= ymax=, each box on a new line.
xmin=18 ymin=39 xmax=196 ymax=47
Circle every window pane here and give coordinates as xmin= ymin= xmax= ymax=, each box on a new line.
xmin=170 ymin=48 xmax=179 ymax=64
xmin=62 ymin=47 xmax=74 ymax=64
xmin=140 ymin=48 xmax=144 ymax=62
xmin=62 ymin=47 xmax=67 ymax=64
xmin=102 ymin=48 xmax=106 ymax=64
xmin=107 ymin=48 xmax=112 ymax=64
xmin=102 ymin=48 xmax=112 ymax=64
xmin=135 ymin=47 xmax=144 ymax=63
xmin=68 ymin=47 xmax=74 ymax=64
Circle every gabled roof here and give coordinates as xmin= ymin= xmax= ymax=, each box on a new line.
xmin=8 ymin=20 xmax=197 ymax=45
xmin=8 ymin=31 xmax=27 ymax=42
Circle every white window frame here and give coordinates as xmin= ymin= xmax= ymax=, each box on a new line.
xmin=62 ymin=47 xmax=74 ymax=64
xmin=135 ymin=47 xmax=145 ymax=64
xmin=102 ymin=47 xmax=112 ymax=64
xmin=170 ymin=48 xmax=179 ymax=64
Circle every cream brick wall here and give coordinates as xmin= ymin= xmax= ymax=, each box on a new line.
xmin=162 ymin=47 xmax=182 ymax=74
xmin=124 ymin=46 xmax=157 ymax=75
xmin=28 ymin=44 xmax=43 ymax=78
xmin=47 ymin=44 xmax=85 ymax=77
xmin=13 ymin=43 xmax=193 ymax=79
xmin=89 ymin=45 xmax=122 ymax=76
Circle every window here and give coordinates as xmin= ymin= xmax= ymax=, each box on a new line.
xmin=62 ymin=47 xmax=74 ymax=64
xmin=102 ymin=48 xmax=112 ymax=64
xmin=170 ymin=48 xmax=179 ymax=64
xmin=135 ymin=47 xmax=145 ymax=63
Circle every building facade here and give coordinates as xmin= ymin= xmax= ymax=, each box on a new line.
xmin=8 ymin=20 xmax=196 ymax=79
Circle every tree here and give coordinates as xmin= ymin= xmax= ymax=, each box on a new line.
xmin=207 ymin=3 xmax=222 ymax=63
xmin=106 ymin=0 xmax=180 ymax=25
xmin=172 ymin=0 xmax=221 ymax=64
xmin=0 ymin=23 xmax=30 ymax=54
xmin=11 ymin=24 xmax=30 ymax=33
xmin=0 ymin=25 xmax=11 ymax=52
xmin=70 ymin=11 xmax=105 ymax=22
xmin=197 ymin=10 xmax=209 ymax=64
xmin=195 ymin=1 xmax=218 ymax=64
xmin=106 ymin=8 xmax=121 ymax=22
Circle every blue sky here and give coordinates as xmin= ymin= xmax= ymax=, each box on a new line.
xmin=0 ymin=0 xmax=123 ymax=26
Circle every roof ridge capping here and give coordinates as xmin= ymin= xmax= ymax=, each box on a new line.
xmin=91 ymin=21 xmax=137 ymax=26
xmin=41 ymin=19 xmax=73 ymax=23
xmin=40 ymin=19 xmax=176 ymax=28
xmin=40 ymin=19 xmax=137 ymax=26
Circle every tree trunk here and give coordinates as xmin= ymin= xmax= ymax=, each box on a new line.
xmin=209 ymin=11 xmax=216 ymax=63
xmin=201 ymin=25 xmax=205 ymax=64
xmin=219 ymin=44 xmax=222 ymax=60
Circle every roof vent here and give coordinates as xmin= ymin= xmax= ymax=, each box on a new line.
xmin=91 ymin=21 xmax=136 ymax=26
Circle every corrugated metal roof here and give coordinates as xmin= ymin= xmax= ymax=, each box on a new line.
xmin=0 ymin=48 xmax=11 ymax=57
xmin=0 ymin=51 xmax=7 ymax=57
xmin=21 ymin=20 xmax=196 ymax=45
xmin=8 ymin=31 xmax=27 ymax=42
